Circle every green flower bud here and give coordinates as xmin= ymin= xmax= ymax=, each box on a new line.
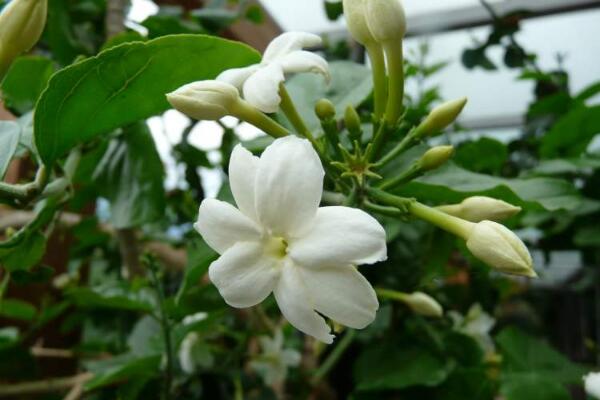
xmin=315 ymin=98 xmax=336 ymax=121
xmin=343 ymin=0 xmax=377 ymax=46
xmin=400 ymin=292 xmax=443 ymax=318
xmin=466 ymin=220 xmax=536 ymax=278
xmin=419 ymin=145 xmax=454 ymax=171
xmin=167 ymin=80 xmax=241 ymax=120
xmin=365 ymin=0 xmax=407 ymax=44
xmin=0 ymin=0 xmax=48 ymax=79
xmin=437 ymin=196 xmax=522 ymax=222
xmin=344 ymin=105 xmax=362 ymax=139
xmin=417 ymin=97 xmax=468 ymax=137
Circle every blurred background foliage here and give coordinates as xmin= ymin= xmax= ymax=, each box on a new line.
xmin=0 ymin=0 xmax=599 ymax=399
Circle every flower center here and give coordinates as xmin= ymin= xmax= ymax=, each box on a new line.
xmin=264 ymin=236 xmax=288 ymax=259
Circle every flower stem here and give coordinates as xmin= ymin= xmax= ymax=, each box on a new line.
xmin=378 ymin=163 xmax=421 ymax=191
xmin=366 ymin=44 xmax=387 ymax=120
xmin=279 ymin=84 xmax=317 ymax=146
xmin=383 ymin=42 xmax=405 ymax=126
xmin=311 ymin=329 xmax=356 ymax=385
xmin=231 ymin=100 xmax=290 ymax=139
xmin=376 ymin=127 xmax=417 ymax=167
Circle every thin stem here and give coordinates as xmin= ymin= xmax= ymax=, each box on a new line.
xmin=366 ymin=44 xmax=387 ymax=120
xmin=376 ymin=128 xmax=417 ymax=167
xmin=279 ymin=84 xmax=317 ymax=145
xmin=375 ymin=288 xmax=408 ymax=302
xmin=383 ymin=42 xmax=405 ymax=126
xmin=378 ymin=163 xmax=421 ymax=191
xmin=365 ymin=120 xmax=389 ymax=162
xmin=311 ymin=329 xmax=356 ymax=385
xmin=231 ymin=101 xmax=290 ymax=139
xmin=148 ymin=259 xmax=173 ymax=400
xmin=363 ymin=200 xmax=405 ymax=218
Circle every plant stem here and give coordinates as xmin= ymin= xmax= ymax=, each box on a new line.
xmin=311 ymin=329 xmax=356 ymax=385
xmin=378 ymin=163 xmax=421 ymax=191
xmin=148 ymin=259 xmax=173 ymax=400
xmin=366 ymin=44 xmax=387 ymax=120
xmin=231 ymin=101 xmax=290 ymax=139
xmin=279 ymin=84 xmax=317 ymax=145
xmin=376 ymin=128 xmax=417 ymax=167
xmin=383 ymin=42 xmax=405 ymax=126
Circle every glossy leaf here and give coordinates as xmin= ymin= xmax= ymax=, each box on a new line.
xmin=35 ymin=34 xmax=260 ymax=165
xmin=0 ymin=121 xmax=20 ymax=179
xmin=1 ymin=57 xmax=55 ymax=115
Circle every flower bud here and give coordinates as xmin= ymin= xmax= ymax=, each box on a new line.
xmin=166 ymin=80 xmax=240 ymax=120
xmin=315 ymin=98 xmax=336 ymax=121
xmin=401 ymin=292 xmax=443 ymax=318
xmin=344 ymin=105 xmax=362 ymax=139
xmin=343 ymin=0 xmax=377 ymax=46
xmin=365 ymin=0 xmax=407 ymax=44
xmin=438 ymin=196 xmax=522 ymax=223
xmin=419 ymin=145 xmax=454 ymax=171
xmin=416 ymin=97 xmax=468 ymax=137
xmin=466 ymin=220 xmax=536 ymax=278
xmin=0 ymin=0 xmax=48 ymax=78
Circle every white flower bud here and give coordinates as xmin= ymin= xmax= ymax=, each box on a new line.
xmin=166 ymin=80 xmax=241 ymax=120
xmin=401 ymin=292 xmax=443 ymax=318
xmin=0 ymin=0 xmax=48 ymax=78
xmin=584 ymin=372 xmax=600 ymax=400
xmin=343 ymin=0 xmax=377 ymax=46
xmin=438 ymin=196 xmax=522 ymax=222
xmin=365 ymin=0 xmax=407 ymax=44
xmin=466 ymin=220 xmax=536 ymax=277
xmin=417 ymin=97 xmax=468 ymax=137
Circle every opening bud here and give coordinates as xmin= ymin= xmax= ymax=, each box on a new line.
xmin=315 ymin=98 xmax=336 ymax=121
xmin=466 ymin=220 xmax=536 ymax=278
xmin=419 ymin=145 xmax=454 ymax=171
xmin=167 ymin=80 xmax=241 ymax=121
xmin=416 ymin=97 xmax=468 ymax=138
xmin=0 ymin=0 xmax=48 ymax=78
xmin=365 ymin=0 xmax=407 ymax=44
xmin=438 ymin=196 xmax=522 ymax=222
xmin=400 ymin=291 xmax=443 ymax=318
xmin=344 ymin=105 xmax=362 ymax=140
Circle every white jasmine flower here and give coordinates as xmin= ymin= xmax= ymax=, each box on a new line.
xmin=195 ymin=136 xmax=386 ymax=343
xmin=250 ymin=330 xmax=301 ymax=385
xmin=584 ymin=372 xmax=600 ymax=399
xmin=217 ymin=32 xmax=330 ymax=113
xmin=449 ymin=304 xmax=496 ymax=355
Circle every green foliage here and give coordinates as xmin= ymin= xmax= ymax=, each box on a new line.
xmin=0 ymin=121 xmax=20 ymax=179
xmin=93 ymin=122 xmax=166 ymax=228
xmin=34 ymin=34 xmax=260 ymax=165
xmin=0 ymin=56 xmax=55 ymax=115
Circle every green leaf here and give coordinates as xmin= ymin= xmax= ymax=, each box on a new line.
xmin=0 ymin=232 xmax=47 ymax=272
xmin=283 ymin=61 xmax=373 ymax=131
xmin=435 ymin=368 xmax=494 ymax=400
xmin=324 ymin=0 xmax=343 ymax=20
xmin=541 ymin=105 xmax=600 ymax=158
xmin=354 ymin=343 xmax=454 ymax=391
xmin=496 ymin=327 xmax=586 ymax=385
xmin=176 ymin=238 xmax=218 ymax=303
xmin=454 ymin=138 xmax=508 ymax=175
xmin=84 ymin=353 xmax=161 ymax=391
xmin=529 ymin=157 xmax=600 ymax=176
xmin=127 ymin=316 xmax=163 ymax=356
xmin=0 ymin=299 xmax=37 ymax=321
xmin=0 ymin=327 xmax=19 ymax=350
xmin=0 ymin=56 xmax=55 ymax=115
xmin=575 ymin=226 xmax=600 ymax=247
xmin=398 ymin=163 xmax=588 ymax=212
xmin=0 ymin=121 xmax=20 ymax=179
xmin=500 ymin=375 xmax=570 ymax=400
xmin=93 ymin=122 xmax=166 ymax=228
xmin=66 ymin=284 xmax=156 ymax=312
xmin=34 ymin=34 xmax=261 ymax=165
xmin=142 ymin=15 xmax=206 ymax=39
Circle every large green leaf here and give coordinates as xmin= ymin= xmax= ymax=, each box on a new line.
xmin=398 ymin=163 xmax=589 ymax=212
xmin=93 ymin=122 xmax=165 ymax=228
xmin=84 ymin=354 xmax=161 ymax=391
xmin=35 ymin=34 xmax=260 ymax=165
xmin=0 ymin=121 xmax=20 ymax=179
xmin=540 ymin=105 xmax=600 ymax=158
xmin=354 ymin=343 xmax=454 ymax=391
xmin=500 ymin=375 xmax=570 ymax=400
xmin=283 ymin=61 xmax=373 ymax=131
xmin=66 ymin=283 xmax=156 ymax=312
xmin=0 ymin=56 xmax=55 ymax=115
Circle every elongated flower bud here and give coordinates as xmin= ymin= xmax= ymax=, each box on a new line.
xmin=400 ymin=292 xmax=443 ymax=318
xmin=419 ymin=145 xmax=454 ymax=171
xmin=167 ymin=81 xmax=241 ymax=120
xmin=0 ymin=0 xmax=48 ymax=79
xmin=466 ymin=220 xmax=536 ymax=277
xmin=344 ymin=105 xmax=362 ymax=139
xmin=417 ymin=97 xmax=468 ymax=137
xmin=365 ymin=0 xmax=407 ymax=44
xmin=343 ymin=0 xmax=378 ymax=46
xmin=438 ymin=196 xmax=521 ymax=222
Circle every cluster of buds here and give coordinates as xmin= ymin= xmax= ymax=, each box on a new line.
xmin=0 ymin=0 xmax=48 ymax=79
